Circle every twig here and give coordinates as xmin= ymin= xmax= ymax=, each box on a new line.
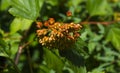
xmin=15 ymin=42 xmax=31 ymax=65
xmin=80 ymin=21 xmax=119 ymax=25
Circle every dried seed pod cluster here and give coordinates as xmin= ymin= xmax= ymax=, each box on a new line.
xmin=36 ymin=18 xmax=82 ymax=50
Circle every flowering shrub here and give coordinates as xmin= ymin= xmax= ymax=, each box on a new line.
xmin=0 ymin=0 xmax=120 ymax=73
xmin=36 ymin=18 xmax=82 ymax=50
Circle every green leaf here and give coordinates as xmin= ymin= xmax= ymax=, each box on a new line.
xmin=59 ymin=39 xmax=87 ymax=73
xmin=9 ymin=0 xmax=44 ymax=20
xmin=0 ymin=39 xmax=8 ymax=57
xmin=39 ymin=65 xmax=56 ymax=73
xmin=10 ymin=18 xmax=22 ymax=34
xmin=46 ymin=0 xmax=59 ymax=6
xmin=89 ymin=67 xmax=105 ymax=73
xmin=74 ymin=38 xmax=87 ymax=55
xmin=72 ymin=0 xmax=83 ymax=8
xmin=97 ymin=24 xmax=105 ymax=34
xmin=0 ymin=38 xmax=7 ymax=49
xmin=106 ymin=27 xmax=120 ymax=51
xmin=95 ymin=54 xmax=114 ymax=62
xmin=88 ymin=42 xmax=96 ymax=54
xmin=80 ymin=30 xmax=88 ymax=41
xmin=87 ymin=0 xmax=112 ymax=16
xmin=69 ymin=63 xmax=87 ymax=73
xmin=19 ymin=18 xmax=33 ymax=31
xmin=10 ymin=18 xmax=33 ymax=34
xmin=67 ymin=0 xmax=83 ymax=7
xmin=3 ymin=33 xmax=22 ymax=57
xmin=1 ymin=0 xmax=10 ymax=11
xmin=43 ymin=48 xmax=64 ymax=73
xmin=0 ymin=29 xmax=4 ymax=38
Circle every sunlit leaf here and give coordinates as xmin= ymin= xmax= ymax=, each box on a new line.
xmin=10 ymin=18 xmax=33 ymax=34
xmin=1 ymin=0 xmax=10 ymax=11
xmin=10 ymin=18 xmax=22 ymax=34
xmin=9 ymin=0 xmax=44 ymax=20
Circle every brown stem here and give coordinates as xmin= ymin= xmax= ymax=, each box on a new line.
xmin=15 ymin=45 xmax=22 ymax=65
xmin=80 ymin=21 xmax=119 ymax=25
xmin=15 ymin=42 xmax=31 ymax=65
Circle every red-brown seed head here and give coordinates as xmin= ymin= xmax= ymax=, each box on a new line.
xmin=48 ymin=18 xmax=55 ymax=24
xmin=66 ymin=11 xmax=72 ymax=17
xmin=36 ymin=22 xmax=43 ymax=28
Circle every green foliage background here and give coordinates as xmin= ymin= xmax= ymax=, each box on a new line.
xmin=0 ymin=0 xmax=120 ymax=73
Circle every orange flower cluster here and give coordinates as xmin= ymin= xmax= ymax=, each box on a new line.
xmin=36 ymin=18 xmax=82 ymax=50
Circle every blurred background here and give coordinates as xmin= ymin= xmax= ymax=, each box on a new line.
xmin=0 ymin=0 xmax=120 ymax=73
